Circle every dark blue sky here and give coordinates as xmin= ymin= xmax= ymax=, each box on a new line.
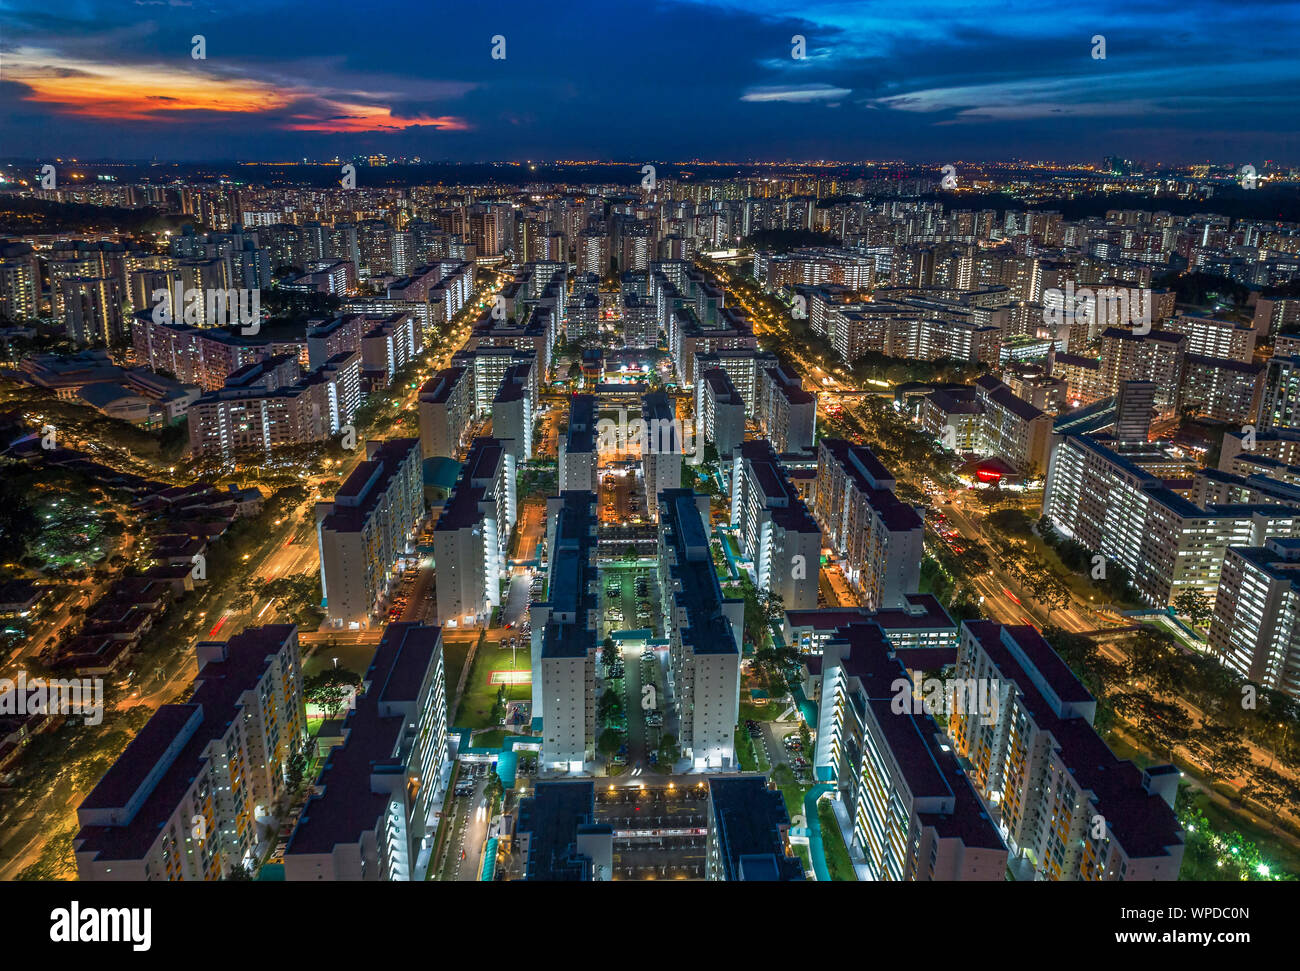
xmin=2 ymin=0 xmax=1297 ymax=164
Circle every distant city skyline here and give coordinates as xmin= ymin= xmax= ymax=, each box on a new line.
xmin=1 ymin=0 xmax=1298 ymax=164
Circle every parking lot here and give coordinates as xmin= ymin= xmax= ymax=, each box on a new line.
xmin=600 ymin=563 xmax=659 ymax=637
xmin=386 ymin=563 xmax=433 ymax=625
xmin=600 ymin=467 xmax=647 ymax=526
xmin=595 ymin=783 xmax=710 ymax=880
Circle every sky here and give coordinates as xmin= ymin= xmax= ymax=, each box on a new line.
xmin=1 ymin=0 xmax=1298 ymax=164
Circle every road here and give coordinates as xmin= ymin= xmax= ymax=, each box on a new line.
xmin=512 ymin=497 xmax=546 ymax=565
xmin=451 ymin=778 xmax=489 ymax=881
xmin=622 ymin=645 xmax=650 ymax=771
xmin=936 ymin=496 xmax=1100 ymax=634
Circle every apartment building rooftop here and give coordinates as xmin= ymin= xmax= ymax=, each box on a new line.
xmin=707 ymin=776 xmax=803 ymax=881
xmin=516 ymin=780 xmax=606 ymax=881
xmin=321 ymin=438 xmax=419 ymax=534
xmin=661 ymin=490 xmax=738 ymax=658
xmin=565 ymin=394 xmax=597 ymax=454
xmin=76 ymin=625 xmax=297 ymax=862
xmin=284 ymin=623 xmax=441 ymax=856
xmin=435 ymin=438 xmax=505 ymax=532
xmin=541 ymin=492 xmax=599 ymax=661
xmin=963 ymin=621 xmax=1182 ymax=861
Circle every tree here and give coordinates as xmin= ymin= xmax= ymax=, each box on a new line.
xmin=286 ymin=748 xmax=308 ymax=793
xmin=1173 ymin=589 xmax=1214 ymax=628
xmin=303 ymin=669 xmax=361 ymax=718
xmin=986 ymin=509 xmax=1031 ymax=537
xmin=597 ymin=728 xmax=623 ymax=768
xmin=601 ymin=636 xmax=618 ymax=672
xmin=1196 ymin=723 xmax=1251 ymax=784
xmin=484 ymin=772 xmax=504 ymax=810
xmin=657 ymin=732 xmax=680 ymax=768
xmin=490 ymin=685 xmax=507 ymax=724
xmin=0 ymin=474 xmax=39 ymax=563
xmin=597 ymin=688 xmax=623 ymax=726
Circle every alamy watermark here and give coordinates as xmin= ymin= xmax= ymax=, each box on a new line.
xmin=0 ymin=670 xmax=104 ymax=726
xmin=1043 ymin=281 xmax=1151 ymax=335
xmin=890 ymin=673 xmax=1008 ymax=726
xmin=596 ymin=407 xmax=703 ymax=465
xmin=152 ymin=283 xmax=261 ymax=334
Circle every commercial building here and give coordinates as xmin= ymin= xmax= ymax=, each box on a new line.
xmin=318 ymin=438 xmax=424 ymax=628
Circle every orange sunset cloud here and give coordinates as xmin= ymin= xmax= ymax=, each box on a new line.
xmin=4 ymin=47 xmax=470 ymax=133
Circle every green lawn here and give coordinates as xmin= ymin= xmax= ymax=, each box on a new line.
xmin=792 ymin=844 xmax=812 ymax=873
xmin=739 ymin=700 xmax=781 ymax=722
xmin=779 ymin=782 xmax=810 ymax=823
xmin=442 ymin=636 xmax=474 ymax=692
xmin=453 ymin=642 xmax=531 ymax=729
xmin=735 ymin=729 xmax=759 ymax=772
xmin=301 ymin=641 xmax=377 ymax=679
xmin=818 ymin=799 xmax=857 ymax=881
xmin=473 ymin=729 xmax=509 ymax=749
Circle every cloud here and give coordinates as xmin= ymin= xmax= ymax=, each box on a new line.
xmin=1 ymin=46 xmax=475 ymax=133
xmin=282 ymin=101 xmax=471 ymax=133
xmin=741 ymin=83 xmax=851 ymax=103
